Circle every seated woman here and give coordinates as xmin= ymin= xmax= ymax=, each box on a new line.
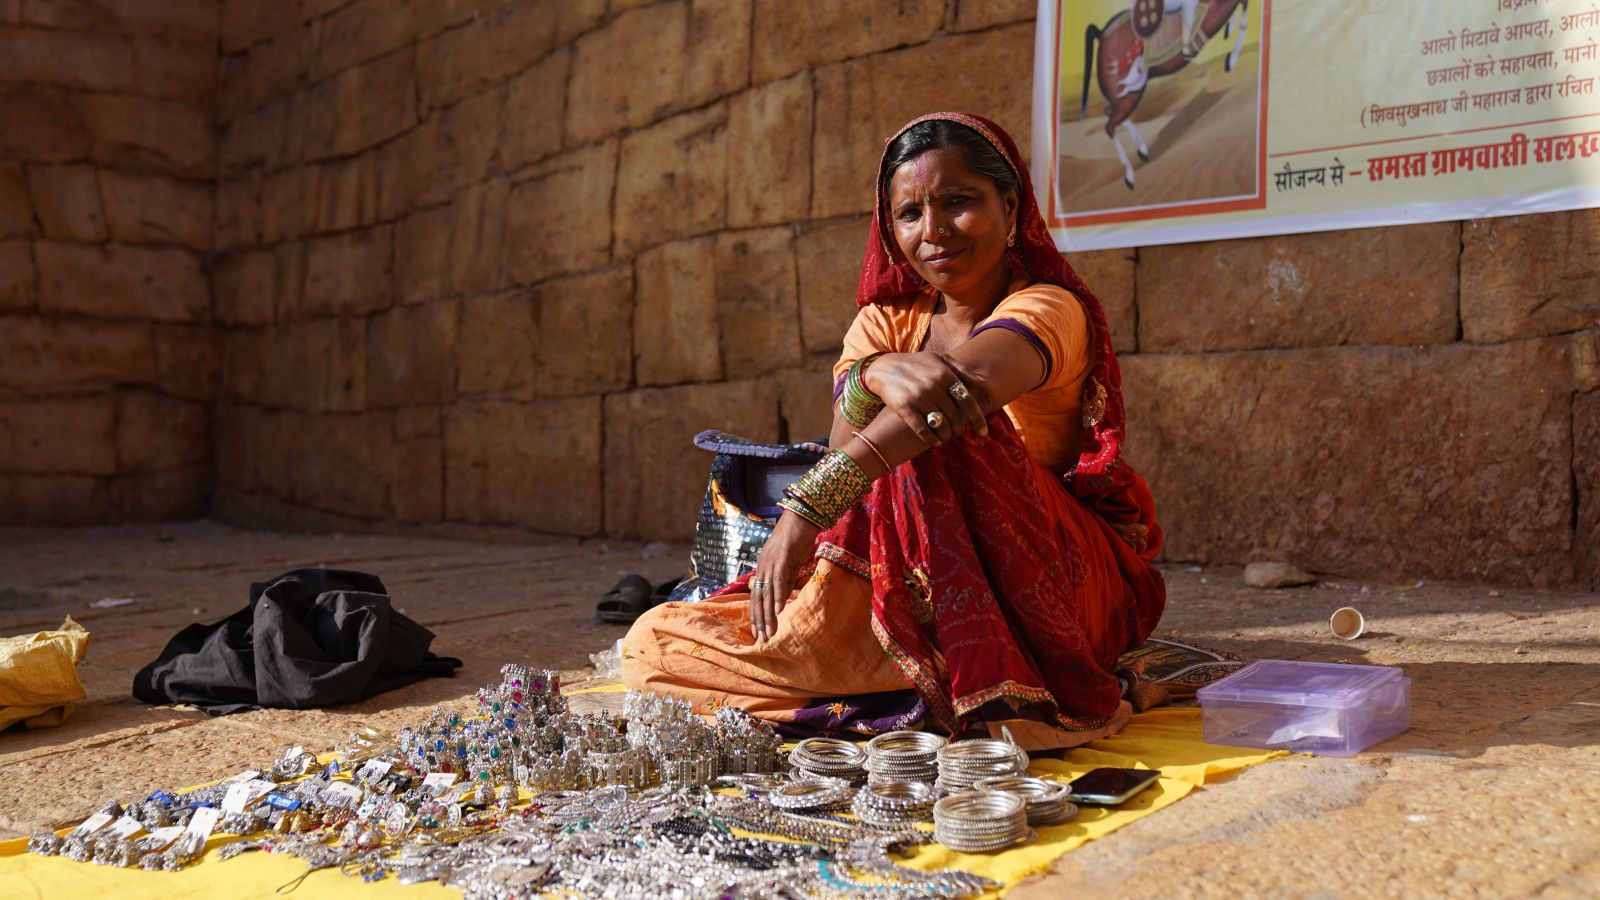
xmin=621 ymin=112 xmax=1165 ymax=750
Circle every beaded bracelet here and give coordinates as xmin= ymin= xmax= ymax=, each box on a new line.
xmin=777 ymin=449 xmax=872 ymax=529
xmin=839 ymin=353 xmax=886 ymax=427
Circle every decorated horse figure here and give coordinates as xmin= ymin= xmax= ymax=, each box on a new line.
xmin=1079 ymin=0 xmax=1251 ymax=189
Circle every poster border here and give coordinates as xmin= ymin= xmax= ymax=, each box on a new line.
xmin=1044 ymin=0 xmax=1274 ymax=229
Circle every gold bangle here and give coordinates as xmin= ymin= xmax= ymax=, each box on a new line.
xmin=784 ymin=449 xmax=871 ymax=528
xmin=851 ymin=431 xmax=891 ymax=474
xmin=778 ymin=496 xmax=831 ymax=531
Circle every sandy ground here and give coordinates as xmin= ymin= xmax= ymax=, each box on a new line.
xmin=1061 ymin=43 xmax=1262 ymax=212
xmin=2 ymin=521 xmax=1598 ymax=896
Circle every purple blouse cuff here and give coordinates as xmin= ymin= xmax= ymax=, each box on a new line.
xmin=970 ymin=318 xmax=1053 ymax=384
xmin=833 ymin=370 xmax=848 ymax=403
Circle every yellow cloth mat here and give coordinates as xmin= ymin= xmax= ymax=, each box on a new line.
xmin=0 ymin=616 xmax=90 ymax=731
xmin=0 ymin=692 xmax=1281 ymax=898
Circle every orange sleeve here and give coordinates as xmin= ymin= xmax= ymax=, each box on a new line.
xmin=832 ymin=303 xmax=898 ymax=390
xmin=972 ymin=285 xmax=1090 ymax=391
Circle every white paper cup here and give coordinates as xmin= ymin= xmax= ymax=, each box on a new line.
xmin=1329 ymin=607 xmax=1366 ymax=640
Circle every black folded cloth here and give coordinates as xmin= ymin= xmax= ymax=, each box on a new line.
xmin=133 ymin=568 xmax=462 ymax=715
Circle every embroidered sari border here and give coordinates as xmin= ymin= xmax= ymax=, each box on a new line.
xmin=816 ymin=541 xmax=871 ymax=580
xmin=952 ymin=679 xmax=1118 ymax=733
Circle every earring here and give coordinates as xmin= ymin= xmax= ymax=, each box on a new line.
xmin=1007 ymin=229 xmax=1016 ymax=247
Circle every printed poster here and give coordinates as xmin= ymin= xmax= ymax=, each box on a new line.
xmin=1032 ymin=0 xmax=1600 ymax=250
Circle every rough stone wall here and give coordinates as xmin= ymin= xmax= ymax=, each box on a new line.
xmin=207 ymin=0 xmax=1041 ymax=544
xmin=1122 ymin=219 xmax=1600 ymax=588
xmin=0 ymin=1 xmax=219 ymax=524
xmin=209 ymin=0 xmax=1599 ymax=588
xmin=7 ymin=0 xmax=1591 ymax=589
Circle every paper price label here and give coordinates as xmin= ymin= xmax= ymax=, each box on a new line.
xmin=185 ymin=805 xmax=221 ymax=840
xmin=224 ymin=769 xmax=264 ymax=784
xmin=222 ymin=780 xmax=274 ymax=813
xmin=323 ymin=781 xmax=363 ymax=806
xmin=108 ymin=816 xmax=145 ymax=839
xmin=145 ymin=825 xmax=183 ymax=850
xmin=421 ymin=772 xmax=458 ymax=793
xmin=69 ymin=812 xmax=113 ymax=837
xmin=356 ymin=759 xmax=393 ymax=783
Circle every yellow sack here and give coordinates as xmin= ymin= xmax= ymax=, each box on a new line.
xmin=0 ymin=616 xmax=91 ymax=731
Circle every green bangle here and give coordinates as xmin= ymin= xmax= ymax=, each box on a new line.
xmin=841 ymin=354 xmax=886 ymax=428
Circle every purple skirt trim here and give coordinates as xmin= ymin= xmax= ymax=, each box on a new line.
xmin=778 ymin=689 xmax=926 ymax=739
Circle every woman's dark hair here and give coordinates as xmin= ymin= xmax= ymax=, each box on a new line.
xmin=882 ymin=119 xmax=1019 ymax=197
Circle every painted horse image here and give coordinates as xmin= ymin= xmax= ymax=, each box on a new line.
xmin=1079 ymin=0 xmax=1252 ymax=189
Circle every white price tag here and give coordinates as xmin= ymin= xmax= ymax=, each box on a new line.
xmin=69 ymin=812 xmax=113 ymax=837
xmin=185 ymin=806 xmax=222 ymax=841
xmin=224 ymin=769 xmax=264 ymax=784
xmin=145 ymin=825 xmax=184 ymax=850
xmin=356 ymin=759 xmax=393 ymax=783
xmin=323 ymin=781 xmax=363 ymax=806
xmin=220 ymin=779 xmax=276 ymax=813
xmin=108 ymin=816 xmax=145 ymax=839
xmin=421 ymin=772 xmax=458 ymax=793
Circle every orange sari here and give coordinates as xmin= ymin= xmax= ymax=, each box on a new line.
xmin=622 ymin=282 xmax=1163 ymax=748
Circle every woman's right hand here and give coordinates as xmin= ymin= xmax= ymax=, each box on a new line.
xmin=864 ymin=352 xmax=988 ymax=445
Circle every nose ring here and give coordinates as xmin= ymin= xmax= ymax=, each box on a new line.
xmin=937 ymin=226 xmax=947 ymax=235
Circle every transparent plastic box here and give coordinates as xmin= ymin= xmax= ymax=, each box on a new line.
xmin=1196 ymin=659 xmax=1411 ymax=756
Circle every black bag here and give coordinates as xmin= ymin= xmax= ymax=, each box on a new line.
xmin=666 ymin=431 xmax=827 ymax=603
xmin=132 ymin=569 xmax=461 ymax=715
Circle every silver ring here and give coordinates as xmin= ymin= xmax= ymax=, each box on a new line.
xmin=749 ymin=578 xmax=768 ymax=589
xmin=925 ymin=411 xmax=945 ymax=430
xmin=948 ymin=381 xmax=971 ymax=402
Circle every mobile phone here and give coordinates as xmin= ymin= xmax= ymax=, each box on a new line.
xmin=1064 ymin=767 xmax=1162 ymax=806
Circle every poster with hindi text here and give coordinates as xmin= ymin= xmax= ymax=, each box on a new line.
xmin=1032 ymin=0 xmax=1600 ymax=250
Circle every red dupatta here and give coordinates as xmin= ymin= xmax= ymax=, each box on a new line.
xmin=856 ymin=112 xmax=1160 ymax=557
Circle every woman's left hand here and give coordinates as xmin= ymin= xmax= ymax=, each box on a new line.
xmin=748 ymin=511 xmax=821 ymax=642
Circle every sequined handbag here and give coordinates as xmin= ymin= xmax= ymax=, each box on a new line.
xmin=667 ymin=430 xmax=828 ymax=603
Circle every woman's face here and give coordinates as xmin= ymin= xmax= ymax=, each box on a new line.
xmin=887 ymin=147 xmax=1018 ymax=301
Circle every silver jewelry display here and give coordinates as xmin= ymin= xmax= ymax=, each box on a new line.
xmin=789 ymin=736 xmax=868 ymax=783
xmin=30 ymin=663 xmax=1005 ymax=897
xmin=851 ymin=778 xmax=935 ymax=828
xmin=974 ymin=775 xmax=1079 ymax=826
xmin=865 ymin=729 xmax=945 ymax=784
xmin=768 ymin=775 xmax=854 ymax=812
xmin=935 ymin=735 xmax=1030 ymax=793
xmin=933 ymin=790 xmax=1031 ymax=852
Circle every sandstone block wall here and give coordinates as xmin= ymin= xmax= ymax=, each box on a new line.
xmin=207 ymin=0 xmax=1041 ymax=546
xmin=2 ymin=0 xmax=1595 ymax=588
xmin=0 ymin=1 xmax=218 ymax=523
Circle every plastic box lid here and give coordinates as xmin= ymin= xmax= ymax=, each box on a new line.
xmin=1196 ymin=659 xmax=1406 ymax=709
